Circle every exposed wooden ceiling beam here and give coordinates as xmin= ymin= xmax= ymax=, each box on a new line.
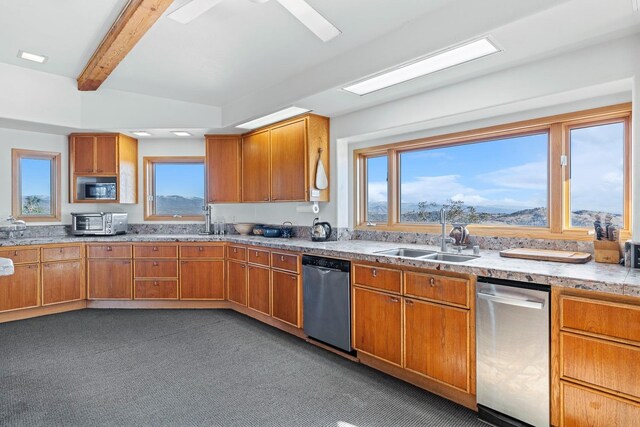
xmin=77 ymin=0 xmax=174 ymax=91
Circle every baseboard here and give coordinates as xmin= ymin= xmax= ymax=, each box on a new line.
xmin=229 ymin=302 xmax=307 ymax=339
xmin=358 ymin=352 xmax=477 ymax=410
xmin=87 ymin=300 xmax=231 ymax=309
xmin=0 ymin=300 xmax=87 ymax=324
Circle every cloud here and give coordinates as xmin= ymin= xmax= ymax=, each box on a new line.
xmin=367 ymin=181 xmax=388 ymax=203
xmin=477 ymin=161 xmax=547 ymax=190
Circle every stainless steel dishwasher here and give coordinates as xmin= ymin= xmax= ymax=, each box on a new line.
xmin=302 ymin=255 xmax=351 ymax=352
xmin=476 ymin=278 xmax=550 ymax=427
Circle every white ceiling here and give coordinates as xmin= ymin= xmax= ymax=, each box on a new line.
xmin=0 ymin=0 xmax=639 ymax=135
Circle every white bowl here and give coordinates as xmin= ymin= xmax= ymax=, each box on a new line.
xmin=234 ymin=223 xmax=256 ymax=235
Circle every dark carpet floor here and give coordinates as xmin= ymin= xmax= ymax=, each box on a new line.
xmin=0 ymin=309 xmax=484 ymax=427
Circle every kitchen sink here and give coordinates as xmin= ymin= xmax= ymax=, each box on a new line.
xmin=375 ymin=248 xmax=437 ymax=258
xmin=421 ymin=253 xmax=479 ymax=263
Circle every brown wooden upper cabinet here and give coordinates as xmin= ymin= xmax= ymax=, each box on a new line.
xmin=69 ymin=133 xmax=138 ymax=204
xmin=205 ymin=113 xmax=330 ymax=204
xmin=205 ymin=135 xmax=242 ymax=203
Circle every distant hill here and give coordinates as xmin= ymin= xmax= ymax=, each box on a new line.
xmin=156 ymin=195 xmax=204 ymax=216
xmin=368 ymin=202 xmax=622 ymax=228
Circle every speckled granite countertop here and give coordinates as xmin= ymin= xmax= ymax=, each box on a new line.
xmin=1 ymin=234 xmax=636 ymax=297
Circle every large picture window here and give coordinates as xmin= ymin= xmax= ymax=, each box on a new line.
xmin=144 ymin=157 xmax=205 ymax=220
xmin=356 ymin=104 xmax=631 ymax=240
xmin=12 ymin=149 xmax=61 ymax=222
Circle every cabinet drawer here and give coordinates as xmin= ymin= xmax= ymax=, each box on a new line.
xmin=561 ymin=333 xmax=640 ymax=399
xmin=353 ymin=264 xmax=401 ymax=293
xmin=42 ymin=245 xmax=82 ymax=262
xmin=404 ymin=271 xmax=469 ymax=307
xmin=561 ymin=296 xmax=640 ymax=343
xmin=134 ymin=280 xmax=178 ymax=300
xmin=248 ymin=248 xmax=270 ymax=266
xmin=0 ymin=248 xmax=39 ymax=264
xmin=87 ymin=244 xmax=132 ymax=259
xmin=134 ymin=260 xmax=178 ymax=278
xmin=271 ymin=252 xmax=299 ymax=273
xmin=134 ymin=245 xmax=177 ymax=259
xmin=180 ymin=245 xmax=224 ymax=259
xmin=562 ymin=382 xmax=640 ymax=427
xmin=227 ymin=245 xmax=247 ymax=261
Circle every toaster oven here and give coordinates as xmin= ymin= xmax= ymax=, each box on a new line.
xmin=71 ymin=213 xmax=128 ymax=236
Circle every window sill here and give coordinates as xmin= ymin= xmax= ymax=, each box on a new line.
xmin=144 ymin=215 xmax=204 ymax=222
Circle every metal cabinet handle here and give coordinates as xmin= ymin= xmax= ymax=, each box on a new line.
xmin=290 ymin=275 xmax=296 ymax=280
xmin=280 ymin=255 xmax=285 ymax=262
xmin=390 ymin=297 xmax=400 ymax=303
xmin=477 ymin=291 xmax=545 ymax=310
xmin=255 ymin=251 xmax=259 ymax=257
xmin=233 ymin=248 xmax=237 ymax=253
xmin=97 ymin=169 xmax=103 ymax=173
xmin=430 ymin=277 xmax=435 ymax=286
xmin=406 ymin=299 xmax=414 ymax=305
xmin=152 ymin=247 xmax=158 ymax=251
xmin=372 ymin=269 xmax=377 ymax=278
xmin=153 ymin=281 xmax=159 ymax=286
xmin=198 ymin=247 xmax=204 ymax=252
xmin=153 ymin=262 xmax=159 ymax=267
xmin=263 ymin=197 xmax=269 ymax=201
xmin=14 ymin=251 xmax=18 ymax=256
xmin=106 ymin=246 xmax=113 ymax=251
xmin=59 ymin=248 xmax=64 ymax=253
xmin=240 ymin=264 xmax=246 ymax=269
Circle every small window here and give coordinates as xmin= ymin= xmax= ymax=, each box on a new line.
xmin=399 ymin=133 xmax=549 ymax=226
xmin=12 ymin=149 xmax=61 ymax=222
xmin=365 ymin=155 xmax=388 ymax=224
xmin=568 ymin=121 xmax=626 ymax=228
xmin=144 ymin=157 xmax=205 ymax=220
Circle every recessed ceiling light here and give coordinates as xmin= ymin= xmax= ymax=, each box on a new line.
xmin=18 ymin=50 xmax=48 ymax=64
xmin=236 ymin=106 xmax=311 ymax=130
xmin=132 ymin=131 xmax=152 ymax=137
xmin=342 ymin=38 xmax=501 ymax=96
xmin=172 ymin=131 xmax=192 ymax=137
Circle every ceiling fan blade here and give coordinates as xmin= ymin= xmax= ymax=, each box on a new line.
xmin=167 ymin=0 xmax=225 ymax=24
xmin=275 ymin=0 xmax=341 ymax=42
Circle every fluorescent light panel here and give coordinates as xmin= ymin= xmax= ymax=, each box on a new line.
xmin=172 ymin=131 xmax=192 ymax=136
xmin=18 ymin=50 xmax=47 ymax=63
xmin=132 ymin=131 xmax=151 ymax=137
xmin=167 ymin=0 xmax=224 ymax=24
xmin=236 ymin=106 xmax=311 ymax=130
xmin=276 ymin=0 xmax=341 ymax=42
xmin=343 ymin=38 xmax=500 ymax=96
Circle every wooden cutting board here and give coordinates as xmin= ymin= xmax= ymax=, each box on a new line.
xmin=499 ymin=248 xmax=592 ymax=263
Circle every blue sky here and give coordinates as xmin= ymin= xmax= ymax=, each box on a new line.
xmin=367 ymin=122 xmax=625 ymax=216
xmin=155 ymin=163 xmax=204 ymax=198
xmin=21 ymin=158 xmax=51 ymax=196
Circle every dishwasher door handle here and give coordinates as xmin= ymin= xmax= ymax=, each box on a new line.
xmin=477 ymin=291 xmax=545 ymax=309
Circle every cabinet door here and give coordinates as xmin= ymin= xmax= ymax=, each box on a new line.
xmin=0 ymin=264 xmax=39 ymax=312
xmin=353 ymin=287 xmax=402 ymax=366
xmin=180 ymin=260 xmax=224 ymax=300
xmin=562 ymin=382 xmax=640 ymax=427
xmin=272 ymin=270 xmax=300 ymax=327
xmin=73 ymin=136 xmax=95 ymax=174
xmin=206 ymin=136 xmax=241 ymax=203
xmin=270 ymin=120 xmax=306 ymax=201
xmin=242 ymin=130 xmax=270 ymax=202
xmin=248 ymin=265 xmax=270 ymax=315
xmin=95 ymin=135 xmax=118 ymax=174
xmin=227 ymin=260 xmax=247 ymax=306
xmin=42 ymin=261 xmax=83 ymax=305
xmin=88 ymin=259 xmax=132 ymax=299
xmin=405 ymin=298 xmax=469 ymax=390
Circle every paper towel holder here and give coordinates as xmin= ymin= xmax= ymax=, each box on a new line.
xmin=296 ymin=201 xmax=320 ymax=214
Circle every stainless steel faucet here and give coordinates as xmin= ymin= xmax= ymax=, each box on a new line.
xmin=201 ymin=205 xmax=213 ymax=235
xmin=440 ymin=207 xmax=454 ymax=252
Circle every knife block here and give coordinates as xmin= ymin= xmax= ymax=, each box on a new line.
xmin=594 ymin=239 xmax=621 ymax=264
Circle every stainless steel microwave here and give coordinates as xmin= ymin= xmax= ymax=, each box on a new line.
xmin=71 ymin=213 xmax=128 ymax=236
xmin=84 ymin=183 xmax=116 ymax=200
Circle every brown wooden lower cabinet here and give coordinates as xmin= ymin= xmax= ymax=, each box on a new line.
xmin=404 ymin=298 xmax=469 ymax=391
xmin=134 ymin=280 xmax=178 ymax=300
xmin=353 ymin=286 xmax=402 ymax=366
xmin=561 ymin=382 xmax=640 ymax=426
xmin=180 ymin=260 xmax=224 ymax=300
xmin=88 ymin=259 xmax=132 ymax=300
xmin=271 ymin=269 xmax=300 ymax=327
xmin=42 ymin=261 xmax=83 ymax=305
xmin=248 ymin=265 xmax=270 ymax=315
xmin=227 ymin=260 xmax=247 ymax=306
xmin=0 ymin=264 xmax=39 ymax=312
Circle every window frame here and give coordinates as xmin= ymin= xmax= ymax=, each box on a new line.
xmin=355 ymin=103 xmax=631 ymax=241
xmin=11 ymin=149 xmax=61 ymax=222
xmin=143 ymin=156 xmax=206 ymax=221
